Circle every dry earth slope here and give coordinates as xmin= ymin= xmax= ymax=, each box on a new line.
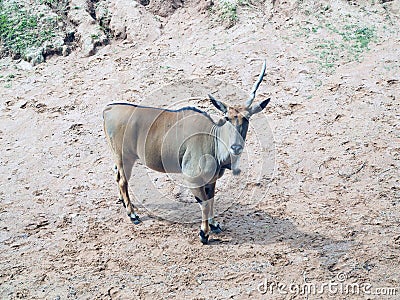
xmin=0 ymin=0 xmax=399 ymax=299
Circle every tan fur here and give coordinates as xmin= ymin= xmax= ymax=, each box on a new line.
xmin=103 ymin=104 xmax=231 ymax=235
xmin=103 ymin=62 xmax=270 ymax=244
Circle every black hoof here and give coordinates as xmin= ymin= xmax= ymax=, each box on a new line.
xmin=199 ymin=230 xmax=209 ymax=245
xmin=116 ymin=198 xmax=126 ymax=208
xmin=210 ymin=223 xmax=222 ymax=234
xmin=130 ymin=215 xmax=141 ymax=225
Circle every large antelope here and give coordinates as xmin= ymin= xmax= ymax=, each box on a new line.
xmin=103 ymin=61 xmax=270 ymax=244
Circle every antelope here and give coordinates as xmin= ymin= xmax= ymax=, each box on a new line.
xmin=103 ymin=61 xmax=270 ymax=244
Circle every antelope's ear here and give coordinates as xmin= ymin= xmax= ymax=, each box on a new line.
xmin=209 ymin=94 xmax=228 ymax=114
xmin=249 ymin=98 xmax=270 ymax=115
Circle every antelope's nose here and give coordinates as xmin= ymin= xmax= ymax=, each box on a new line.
xmin=231 ymin=144 xmax=243 ymax=155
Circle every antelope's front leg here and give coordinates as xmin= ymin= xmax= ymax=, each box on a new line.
xmin=205 ymin=183 xmax=222 ymax=234
xmin=208 ymin=198 xmax=222 ymax=234
xmin=199 ymin=200 xmax=212 ymax=244
xmin=191 ymin=187 xmax=212 ymax=244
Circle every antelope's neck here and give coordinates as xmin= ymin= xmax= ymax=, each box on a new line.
xmin=212 ymin=125 xmax=230 ymax=165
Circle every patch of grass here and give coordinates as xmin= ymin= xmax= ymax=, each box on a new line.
xmin=290 ymin=2 xmax=383 ymax=73
xmin=310 ymin=23 xmax=376 ymax=71
xmin=40 ymin=0 xmax=56 ymax=5
xmin=208 ymin=0 xmax=240 ymax=28
xmin=314 ymin=39 xmax=339 ymax=69
xmin=219 ymin=0 xmax=238 ymax=27
xmin=342 ymin=25 xmax=375 ymax=48
xmin=237 ymin=0 xmax=250 ymax=6
xmin=0 ymin=0 xmax=63 ymax=63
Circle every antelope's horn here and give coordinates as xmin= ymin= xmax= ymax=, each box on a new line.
xmin=245 ymin=60 xmax=266 ymax=108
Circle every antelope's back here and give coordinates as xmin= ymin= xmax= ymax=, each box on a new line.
xmin=103 ymin=103 xmax=161 ymax=161
xmin=103 ymin=103 xmax=215 ymax=173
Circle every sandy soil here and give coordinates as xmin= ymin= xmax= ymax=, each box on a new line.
xmin=0 ymin=1 xmax=399 ymax=299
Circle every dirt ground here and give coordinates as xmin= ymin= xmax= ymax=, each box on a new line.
xmin=1 ymin=0 xmax=399 ymax=299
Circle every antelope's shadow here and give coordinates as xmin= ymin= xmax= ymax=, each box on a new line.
xmin=136 ymin=201 xmax=352 ymax=269
xmin=211 ymin=203 xmax=352 ymax=268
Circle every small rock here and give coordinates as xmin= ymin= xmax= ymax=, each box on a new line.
xmin=62 ymin=45 xmax=70 ymax=57
xmin=19 ymin=101 xmax=28 ymax=109
xmin=16 ymin=60 xmax=33 ymax=71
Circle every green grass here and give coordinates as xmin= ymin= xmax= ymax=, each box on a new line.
xmin=341 ymin=25 xmax=375 ymax=49
xmin=310 ymin=23 xmax=376 ymax=70
xmin=219 ymin=1 xmax=238 ymax=27
xmin=0 ymin=0 xmax=60 ymax=62
xmin=289 ymin=1 xmax=381 ymax=73
xmin=208 ymin=0 xmax=240 ymax=28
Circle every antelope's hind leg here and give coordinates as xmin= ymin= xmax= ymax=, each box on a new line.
xmin=114 ymin=160 xmax=141 ymax=224
xmin=114 ymin=165 xmax=124 ymax=206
